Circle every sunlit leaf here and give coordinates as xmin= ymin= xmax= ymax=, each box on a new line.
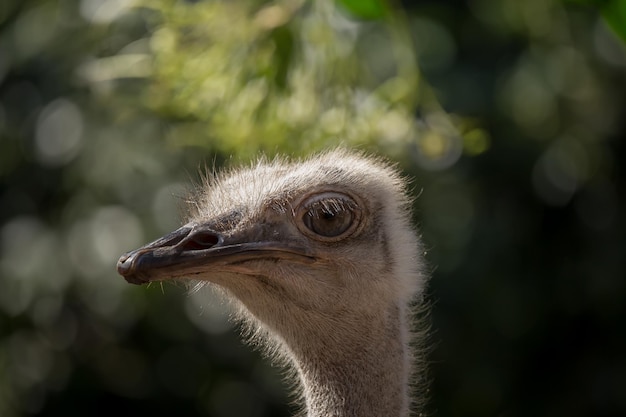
xmin=336 ymin=0 xmax=388 ymax=19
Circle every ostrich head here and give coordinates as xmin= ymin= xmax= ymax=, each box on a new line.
xmin=117 ymin=150 xmax=427 ymax=417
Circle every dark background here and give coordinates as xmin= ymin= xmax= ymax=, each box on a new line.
xmin=1 ymin=0 xmax=625 ymax=416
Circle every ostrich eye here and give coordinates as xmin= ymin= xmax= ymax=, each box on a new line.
xmin=304 ymin=204 xmax=353 ymax=237
xmin=298 ymin=193 xmax=361 ymax=240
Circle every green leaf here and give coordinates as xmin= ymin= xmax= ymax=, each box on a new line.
xmin=336 ymin=0 xmax=388 ymax=20
xmin=601 ymin=0 xmax=626 ymax=43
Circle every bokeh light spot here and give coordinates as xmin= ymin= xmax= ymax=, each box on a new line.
xmin=79 ymin=0 xmax=134 ymax=24
xmin=35 ymin=99 xmax=83 ymax=167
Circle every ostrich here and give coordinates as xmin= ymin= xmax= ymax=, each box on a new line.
xmin=117 ymin=149 xmax=429 ymax=417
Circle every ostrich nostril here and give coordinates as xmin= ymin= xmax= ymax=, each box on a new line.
xmin=182 ymin=230 xmax=220 ymax=251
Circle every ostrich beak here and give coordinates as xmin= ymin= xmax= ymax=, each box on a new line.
xmin=117 ymin=224 xmax=315 ymax=285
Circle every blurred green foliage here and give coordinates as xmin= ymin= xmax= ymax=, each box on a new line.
xmin=0 ymin=1 xmax=625 ymax=417
xmin=569 ymin=0 xmax=626 ymax=42
xmin=138 ymin=0 xmax=468 ymax=161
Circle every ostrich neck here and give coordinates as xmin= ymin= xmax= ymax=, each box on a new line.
xmin=288 ymin=306 xmax=411 ymax=417
xmin=224 ymin=278 xmax=415 ymax=417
